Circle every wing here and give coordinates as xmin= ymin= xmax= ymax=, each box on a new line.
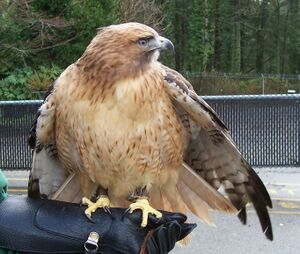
xmin=27 ymin=82 xmax=69 ymax=199
xmin=162 ymin=65 xmax=273 ymax=240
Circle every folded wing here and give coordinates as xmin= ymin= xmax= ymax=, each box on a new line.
xmin=27 ymin=82 xmax=82 ymax=202
xmin=162 ymin=65 xmax=273 ymax=240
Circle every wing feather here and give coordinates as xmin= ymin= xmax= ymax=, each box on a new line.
xmin=28 ymin=82 xmax=56 ymax=149
xmin=27 ymin=82 xmax=70 ymax=199
xmin=162 ymin=65 xmax=273 ymax=240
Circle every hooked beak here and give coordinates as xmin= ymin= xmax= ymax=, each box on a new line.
xmin=147 ymin=36 xmax=175 ymax=52
xmin=158 ymin=36 xmax=175 ymax=52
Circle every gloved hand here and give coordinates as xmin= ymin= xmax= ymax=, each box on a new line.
xmin=121 ymin=210 xmax=196 ymax=254
xmin=83 ymin=208 xmax=196 ymax=254
xmin=0 ymin=196 xmax=196 ymax=254
xmin=145 ymin=214 xmax=196 ymax=254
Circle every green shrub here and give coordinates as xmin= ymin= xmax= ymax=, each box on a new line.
xmin=27 ymin=65 xmax=62 ymax=92
xmin=0 ymin=65 xmax=62 ymax=100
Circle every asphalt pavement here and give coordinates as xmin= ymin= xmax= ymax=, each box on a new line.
xmin=171 ymin=211 xmax=299 ymax=254
xmin=4 ymin=167 xmax=300 ymax=254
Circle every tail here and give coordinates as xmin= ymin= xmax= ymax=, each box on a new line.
xmin=179 ymin=162 xmax=237 ymax=220
xmin=52 ymin=172 xmax=97 ymax=203
xmin=28 ymin=147 xmax=94 ymax=203
xmin=150 ymin=163 xmax=236 ymax=245
xmin=150 ymin=183 xmax=192 ymax=246
xmin=28 ymin=148 xmax=69 ymax=199
xmin=158 ymin=163 xmax=236 ymax=224
xmin=51 ymin=173 xmax=83 ymax=203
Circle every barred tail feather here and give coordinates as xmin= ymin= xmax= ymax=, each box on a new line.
xmin=180 ymin=163 xmax=237 ymax=216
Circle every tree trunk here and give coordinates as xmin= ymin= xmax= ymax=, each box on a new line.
xmin=213 ymin=0 xmax=221 ymax=70
xmin=274 ymin=0 xmax=281 ymax=74
xmin=202 ymin=0 xmax=209 ymax=71
xmin=280 ymin=1 xmax=290 ymax=76
xmin=232 ymin=0 xmax=241 ymax=73
xmin=256 ymin=0 xmax=268 ymax=73
xmin=174 ymin=0 xmax=182 ymax=71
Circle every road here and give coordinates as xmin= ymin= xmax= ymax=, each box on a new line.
xmin=3 ymin=167 xmax=300 ymax=254
xmin=176 ymin=167 xmax=300 ymax=253
xmin=171 ymin=203 xmax=299 ymax=254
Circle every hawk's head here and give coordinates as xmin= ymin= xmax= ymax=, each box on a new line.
xmin=79 ymin=22 xmax=174 ymax=80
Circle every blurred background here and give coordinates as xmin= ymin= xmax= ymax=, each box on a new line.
xmin=0 ymin=0 xmax=299 ymax=99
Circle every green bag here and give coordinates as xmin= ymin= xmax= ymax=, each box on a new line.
xmin=0 ymin=169 xmax=18 ymax=254
xmin=0 ymin=250 xmax=17 ymax=254
xmin=0 ymin=169 xmax=8 ymax=201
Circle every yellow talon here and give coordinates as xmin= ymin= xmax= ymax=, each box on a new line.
xmin=82 ymin=195 xmax=110 ymax=218
xmin=129 ymin=198 xmax=162 ymax=227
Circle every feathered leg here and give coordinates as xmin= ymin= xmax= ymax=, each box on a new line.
xmin=128 ymin=186 xmax=162 ymax=227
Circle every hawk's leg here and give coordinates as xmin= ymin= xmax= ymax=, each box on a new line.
xmin=128 ymin=186 xmax=162 ymax=227
xmin=82 ymin=186 xmax=111 ymax=221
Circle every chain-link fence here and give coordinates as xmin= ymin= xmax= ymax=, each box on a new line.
xmin=0 ymin=95 xmax=299 ymax=170
xmin=0 ymin=101 xmax=40 ymax=170
xmin=206 ymin=95 xmax=300 ymax=166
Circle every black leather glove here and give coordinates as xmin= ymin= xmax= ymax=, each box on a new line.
xmin=122 ymin=210 xmax=196 ymax=254
xmin=0 ymin=196 xmax=196 ymax=254
xmin=145 ymin=215 xmax=196 ymax=254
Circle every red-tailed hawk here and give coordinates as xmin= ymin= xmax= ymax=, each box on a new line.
xmin=28 ymin=22 xmax=273 ymax=241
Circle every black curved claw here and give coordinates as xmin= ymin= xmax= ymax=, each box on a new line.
xmin=104 ymin=206 xmax=112 ymax=216
xmin=85 ymin=213 xmax=96 ymax=223
xmin=121 ymin=207 xmax=131 ymax=221
xmin=154 ymin=216 xmax=163 ymax=225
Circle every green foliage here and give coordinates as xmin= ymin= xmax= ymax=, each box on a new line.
xmin=58 ymin=0 xmax=118 ymax=65
xmin=32 ymin=0 xmax=71 ymax=15
xmin=27 ymin=65 xmax=62 ymax=91
xmin=0 ymin=68 xmax=33 ymax=100
xmin=0 ymin=66 xmax=62 ymax=100
xmin=0 ymin=0 xmax=299 ymax=99
xmin=0 ymin=0 xmax=118 ymax=75
xmin=187 ymin=0 xmax=214 ymax=71
xmin=162 ymin=0 xmax=300 ymax=74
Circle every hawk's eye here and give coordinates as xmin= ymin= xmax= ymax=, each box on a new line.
xmin=138 ymin=38 xmax=148 ymax=47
